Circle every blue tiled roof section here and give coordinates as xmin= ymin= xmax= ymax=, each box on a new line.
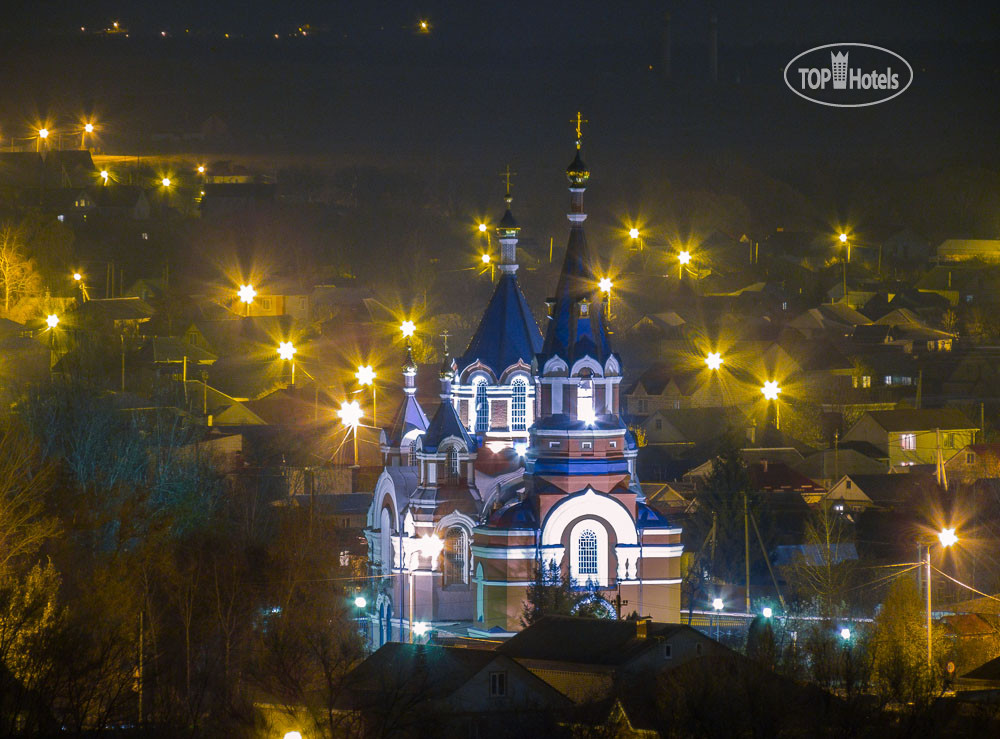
xmin=487 ymin=499 xmax=538 ymax=529
xmin=540 ymin=224 xmax=614 ymax=366
xmin=385 ymin=394 xmax=430 ymax=447
xmin=456 ymin=273 xmax=542 ymax=378
xmin=421 ymin=397 xmax=477 ymax=453
xmin=636 ymin=502 xmax=674 ymax=529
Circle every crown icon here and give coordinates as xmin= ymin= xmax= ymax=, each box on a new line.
xmin=831 ymin=51 xmax=849 ymax=89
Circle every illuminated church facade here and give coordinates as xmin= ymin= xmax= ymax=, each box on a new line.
xmin=365 ymin=128 xmax=682 ymax=643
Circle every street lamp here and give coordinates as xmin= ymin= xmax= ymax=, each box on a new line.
xmin=278 ymin=341 xmax=297 ymax=384
xmin=924 ymin=528 xmax=958 ymax=669
xmin=160 ymin=177 xmax=171 ymax=187
xmin=237 ymin=284 xmax=256 ymax=316
xmin=413 ymin=622 xmax=429 ymax=638
xmin=478 ymin=222 xmax=487 ymax=233
xmin=840 ymin=627 xmax=851 ymax=641
xmin=46 ymin=314 xmax=59 ymax=329
xmin=354 ymin=595 xmax=367 ymax=609
xmin=37 ymin=128 xmax=49 ymax=151
xmin=761 ymin=380 xmax=782 ymax=430
xmin=712 ymin=597 xmax=723 ymax=640
xmin=678 ymin=249 xmax=691 ymax=279
xmin=338 ymin=400 xmax=363 ymax=466
xmin=705 ymin=352 xmax=723 ymax=371
xmin=356 ymin=364 xmax=377 ymax=426
xmin=839 ymin=232 xmax=851 ymax=304
xmin=82 ymin=122 xmax=95 ymax=149
xmin=400 ymin=320 xmax=416 ymax=339
xmin=599 ymin=277 xmax=613 ymax=320
xmin=762 ymin=607 xmax=773 ymax=619
xmin=99 ymin=170 xmax=109 ymax=184
xmin=197 ymin=165 xmax=205 ymax=174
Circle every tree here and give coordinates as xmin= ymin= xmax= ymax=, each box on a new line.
xmin=0 ymin=223 xmax=42 ymax=317
xmin=784 ymin=506 xmax=857 ymax=617
xmin=520 ymin=560 xmax=609 ymax=627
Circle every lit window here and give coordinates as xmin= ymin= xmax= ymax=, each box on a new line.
xmin=581 ymin=441 xmax=592 ymax=450
xmin=489 ymin=671 xmax=507 ymax=697
xmin=475 ymin=380 xmax=489 ymax=433
xmin=862 ymin=376 xmax=871 ymax=388
xmin=511 ymin=378 xmax=527 ymax=431
xmin=609 ymin=441 xmax=616 ymax=448
xmin=577 ymin=529 xmax=598 ymax=576
xmin=852 ymin=377 xmax=858 ymax=389
xmin=442 ymin=528 xmax=468 ymax=587
xmin=901 ymin=433 xmax=916 ymax=451
xmin=577 ymin=381 xmax=595 ymax=424
xmin=884 ymin=375 xmax=893 ymax=386
xmin=408 ymin=443 xmax=417 ymax=467
xmin=448 ymin=448 xmax=460 ymax=480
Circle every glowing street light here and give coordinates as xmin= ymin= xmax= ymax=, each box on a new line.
xmin=84 ymin=123 xmax=94 ymax=133
xmin=478 ymin=222 xmax=487 ymax=233
xmin=197 ymin=164 xmax=205 ymax=174
xmin=677 ymin=249 xmax=691 ymax=279
xmin=761 ymin=380 xmax=782 ymax=429
xmin=413 ymin=621 xmax=429 ymax=638
xmin=283 ymin=733 xmax=302 ymax=739
xmin=418 ymin=19 xmax=430 ymax=33
xmin=712 ymin=598 xmax=724 ymax=611
xmin=481 ymin=253 xmax=491 ymax=264
xmin=598 ymin=277 xmax=613 ymax=320
xmin=82 ymin=122 xmax=95 ymax=149
xmin=160 ymin=177 xmax=171 ymax=187
xmin=73 ymin=272 xmax=82 ymax=282
xmin=705 ymin=352 xmax=723 ymax=371
xmin=629 ymin=227 xmax=640 ymax=240
xmin=840 ymin=627 xmax=851 ymax=641
xmin=338 ymin=400 xmax=363 ymax=466
xmin=356 ymin=364 xmax=377 ymax=426
xmin=45 ymin=314 xmax=59 ymax=329
xmin=400 ymin=320 xmax=416 ymax=339
xmin=354 ymin=595 xmax=367 ymax=609
xmin=925 ymin=527 xmax=959 ymax=668
xmin=237 ymin=284 xmax=256 ymax=316
xmin=762 ymin=607 xmax=773 ymax=619
xmin=278 ymin=341 xmax=297 ymax=384
xmin=36 ymin=128 xmax=49 ymax=152
xmin=99 ymin=170 xmax=109 ymax=183
xmin=839 ymin=232 xmax=847 ymax=244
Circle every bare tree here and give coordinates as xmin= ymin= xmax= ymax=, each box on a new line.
xmin=0 ymin=223 xmax=42 ymax=316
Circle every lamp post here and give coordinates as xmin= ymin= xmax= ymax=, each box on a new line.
xmin=924 ymin=528 xmax=958 ymax=670
xmin=481 ymin=252 xmax=494 ymax=281
xmin=338 ymin=400 xmax=363 ymax=466
xmin=356 ymin=364 xmax=377 ymax=427
xmin=712 ymin=597 xmax=723 ymax=641
xmin=278 ymin=341 xmax=297 ymax=385
xmin=237 ymin=284 xmax=255 ymax=317
xmin=678 ymin=249 xmax=691 ymax=279
xmin=82 ymin=122 xmax=95 ymax=149
xmin=99 ymin=170 xmax=109 ymax=184
xmin=761 ymin=380 xmax=782 ymax=430
xmin=839 ymin=232 xmax=850 ymax=305
xmin=37 ymin=128 xmax=49 ymax=152
xmin=629 ymin=227 xmax=642 ymax=251
xmin=599 ymin=277 xmax=613 ymax=320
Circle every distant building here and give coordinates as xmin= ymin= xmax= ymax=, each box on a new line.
xmin=842 ymin=409 xmax=977 ymax=469
xmin=936 ymin=239 xmax=1000 ymax=263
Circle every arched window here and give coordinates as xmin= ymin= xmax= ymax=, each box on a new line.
xmin=448 ymin=448 xmax=461 ymax=480
xmin=442 ymin=528 xmax=468 ymax=587
xmin=407 ymin=443 xmax=417 ymax=467
xmin=475 ymin=379 xmax=490 ymax=433
xmin=511 ymin=378 xmax=527 ymax=431
xmin=577 ymin=529 xmax=599 ymax=577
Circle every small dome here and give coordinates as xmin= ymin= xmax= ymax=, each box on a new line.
xmin=496 ymin=207 xmax=519 ymax=235
xmin=488 ymin=498 xmax=538 ymax=528
xmin=566 ymin=149 xmax=589 ymax=185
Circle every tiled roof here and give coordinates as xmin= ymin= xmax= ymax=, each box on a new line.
xmin=420 ymin=395 xmax=476 ymax=453
xmin=863 ymin=408 xmax=976 ymax=432
xmin=456 ymin=273 xmax=542 ymax=378
xmin=384 ymin=393 xmax=430 ymax=447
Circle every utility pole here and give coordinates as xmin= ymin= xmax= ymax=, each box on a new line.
xmin=743 ymin=492 xmax=751 ymax=613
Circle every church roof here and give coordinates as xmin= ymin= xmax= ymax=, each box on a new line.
xmin=455 ymin=273 xmax=542 ymax=379
xmin=384 ymin=393 xmax=430 ymax=447
xmin=420 ymin=396 xmax=477 ymax=453
xmin=487 ymin=498 xmax=538 ymax=528
xmin=539 ymin=205 xmax=614 ymax=367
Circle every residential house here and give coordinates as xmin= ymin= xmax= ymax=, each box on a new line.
xmin=638 ymin=407 xmax=753 ymax=448
xmin=791 ymin=448 xmax=887 ymax=490
xmin=92 ymin=185 xmax=151 ymax=220
xmin=944 ymin=444 xmax=1000 ymax=486
xmin=826 ymin=472 xmax=940 ymax=512
xmin=915 ymin=264 xmax=1000 ymax=307
xmin=842 ymin=409 xmax=977 ymax=468
xmin=337 ymin=642 xmax=572 ymax=737
xmin=787 ymin=303 xmax=870 ymax=340
xmin=937 ymin=239 xmax=1000 ymax=263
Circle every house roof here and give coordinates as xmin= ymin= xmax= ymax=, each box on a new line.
xmin=455 ymin=272 xmax=542 ymax=379
xmin=792 ymin=449 xmax=887 ymax=481
xmin=845 ymin=472 xmax=938 ymax=505
xmin=963 ymin=654 xmax=1000 ymax=681
xmin=92 ymin=185 xmax=148 ymax=208
xmin=861 ymin=408 xmax=977 ymax=433
xmin=420 ymin=389 xmax=476 ymax=453
xmin=137 ymin=336 xmax=217 ymax=363
xmin=498 ymin=615 xmax=704 ymax=667
xmin=646 ymin=407 xmax=750 ymax=445
xmin=384 ymin=389 xmax=430 ymax=447
xmin=75 ymin=297 xmax=155 ymax=322
xmin=748 ymin=461 xmax=825 ymax=492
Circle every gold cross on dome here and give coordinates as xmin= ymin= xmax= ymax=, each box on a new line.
xmin=499 ymin=165 xmax=517 ymax=197
xmin=572 ymin=111 xmax=588 ymax=148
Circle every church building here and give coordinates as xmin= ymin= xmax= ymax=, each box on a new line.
xmin=365 ymin=127 xmax=682 ymax=644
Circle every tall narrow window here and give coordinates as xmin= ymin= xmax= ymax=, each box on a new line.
xmin=577 ymin=381 xmax=595 ymax=425
xmin=475 ymin=380 xmax=490 ymax=433
xmin=578 ymin=529 xmax=598 ymax=577
xmin=511 ymin=379 xmax=527 ymax=431
xmin=448 ymin=448 xmax=461 ymax=480
xmin=442 ymin=528 xmax=468 ymax=587
xmin=408 ymin=443 xmax=417 ymax=467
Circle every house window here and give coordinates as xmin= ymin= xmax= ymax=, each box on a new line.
xmin=448 ymin=448 xmax=461 ymax=480
xmin=782 ymin=301 xmax=788 ymax=311
xmin=609 ymin=441 xmax=617 ymax=448
xmin=581 ymin=441 xmax=592 ymax=450
xmin=884 ymin=375 xmax=893 ymax=386
xmin=662 ymin=644 xmax=673 ymax=659
xmin=577 ymin=529 xmax=599 ymax=577
xmin=489 ymin=671 xmax=507 ymax=697
xmin=259 ymin=298 xmax=272 ymax=310
xmin=475 ymin=380 xmax=490 ymax=433
xmin=862 ymin=376 xmax=871 ymax=388
xmin=579 ymin=301 xmax=589 ymax=317
xmin=408 ymin=443 xmax=417 ymax=467
xmin=442 ymin=528 xmax=468 ymax=587
xmin=901 ymin=433 xmax=916 ymax=451
xmin=966 ymin=294 xmax=974 ymax=303
xmin=511 ymin=379 xmax=527 ymax=431
xmin=846 ymin=480 xmax=852 ymax=489
xmin=655 ymin=419 xmax=662 ymax=430
xmin=549 ymin=441 xmax=561 ymax=449
xmin=967 ymin=453 xmax=975 ymax=464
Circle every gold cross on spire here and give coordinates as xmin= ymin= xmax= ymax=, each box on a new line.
xmin=572 ymin=111 xmax=588 ymax=149
xmin=439 ymin=329 xmax=450 ymax=355
xmin=499 ymin=165 xmax=517 ymax=197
